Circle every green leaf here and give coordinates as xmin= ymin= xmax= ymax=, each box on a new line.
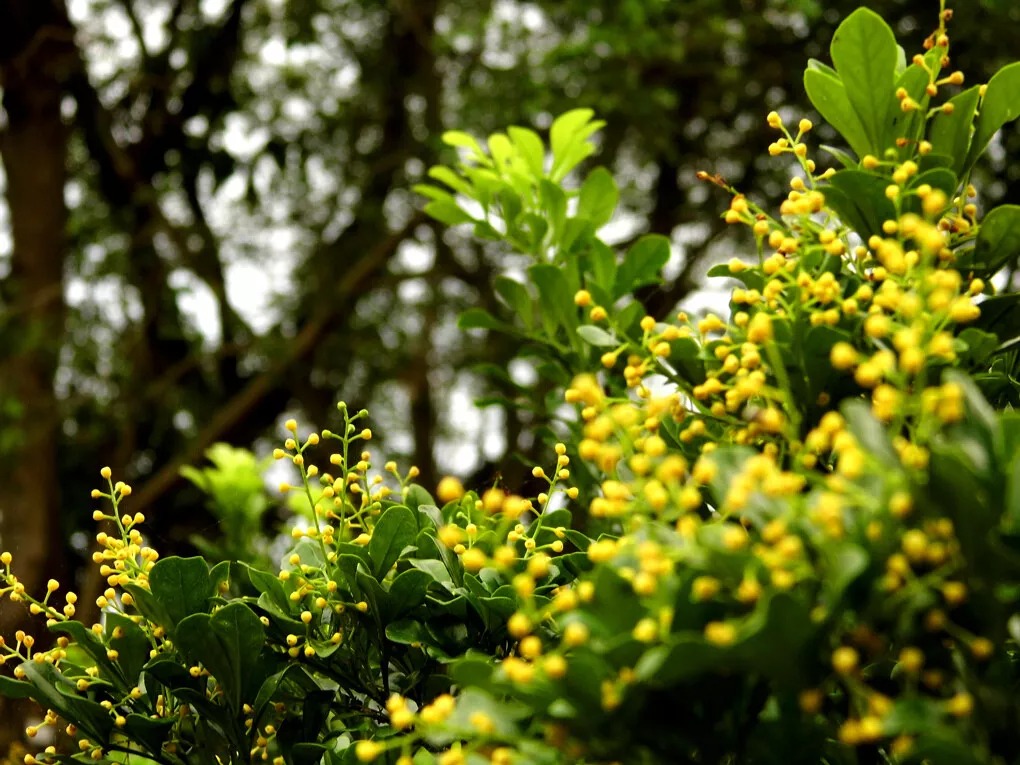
xmin=175 ymin=602 xmax=266 ymax=713
xmin=425 ymin=166 xmax=474 ymax=197
xmin=615 ymin=234 xmax=670 ymax=298
xmin=146 ymin=556 xmax=213 ymax=633
xmin=829 ymin=8 xmax=898 ymax=154
xmin=538 ymin=179 xmax=567 ymax=244
xmin=383 ymin=568 xmax=433 ymax=621
xmin=549 ymin=109 xmax=604 ymax=181
xmin=507 ymin=126 xmax=545 ymax=179
xmin=960 ymin=205 xmax=1020 ymax=277
xmin=19 ymin=661 xmax=113 ymax=742
xmin=106 ymin=611 xmax=151 ymax=682
xmin=929 ymin=85 xmax=982 ymax=175
xmin=442 ymin=130 xmax=486 ymax=158
xmin=422 ymin=199 xmax=477 ymax=227
xmin=1005 ymin=452 xmax=1020 ymax=534
xmin=368 ymin=505 xmax=417 ymax=579
xmin=821 ymin=170 xmax=896 ymax=240
xmin=458 ymin=307 xmax=515 ymax=333
xmin=49 ymin=619 xmax=124 ymax=688
xmin=804 ymin=68 xmax=871 ymax=159
xmin=587 ymin=240 xmax=617 ymax=292
xmin=493 ymin=276 xmax=533 ymax=329
xmin=0 ymin=675 xmax=35 ymax=699
xmin=405 ymin=483 xmax=436 ymax=512
xmin=576 ymin=325 xmax=618 ymax=348
xmin=529 ymin=263 xmax=577 ymax=336
xmin=841 ymin=399 xmax=897 ymax=465
xmin=577 ymin=167 xmax=618 ymax=228
xmin=964 ymin=61 xmax=1020 ymax=174
xmin=123 ymin=714 xmax=174 ymax=755
xmin=973 ymin=292 xmax=1020 ymax=347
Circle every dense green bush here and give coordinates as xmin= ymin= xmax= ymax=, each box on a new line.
xmin=2 ymin=6 xmax=1020 ymax=764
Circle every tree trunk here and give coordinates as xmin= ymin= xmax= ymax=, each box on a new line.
xmin=0 ymin=0 xmax=75 ymax=753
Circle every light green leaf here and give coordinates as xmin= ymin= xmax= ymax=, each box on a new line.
xmin=425 ymin=166 xmax=474 ymax=197
xmin=577 ymin=325 xmax=618 ymax=348
xmin=507 ymin=126 xmax=545 ymax=178
xmin=422 ymin=199 xmax=477 ymax=227
xmin=549 ymin=109 xmax=604 ymax=181
xmin=577 ymin=167 xmax=618 ymax=228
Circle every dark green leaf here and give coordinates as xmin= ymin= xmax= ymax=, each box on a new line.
xmin=458 ymin=308 xmax=515 ymax=333
xmin=148 ymin=556 xmax=212 ymax=632
xmin=961 ymin=205 xmax=1020 ymax=277
xmin=822 ymin=170 xmax=896 ymax=240
xmin=964 ymin=61 xmax=1020 ymax=174
xmin=175 ymin=602 xmax=266 ymax=713
xmin=368 ymin=505 xmax=417 ymax=579
xmin=615 ymin=234 xmax=670 ymax=298
xmin=929 ymin=85 xmax=982 ymax=175
xmin=19 ymin=661 xmax=113 ymax=742
xmin=106 ymin=611 xmax=151 ymax=682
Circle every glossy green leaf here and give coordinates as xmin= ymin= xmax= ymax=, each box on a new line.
xmin=106 ymin=611 xmax=151 ymax=682
xmin=425 ymin=166 xmax=474 ymax=197
xmin=175 ymin=602 xmax=265 ymax=712
xmin=929 ymin=85 xmax=982 ymax=175
xmin=586 ymin=240 xmax=617 ymax=294
xmin=147 ymin=556 xmax=213 ymax=632
xmin=0 ymin=675 xmax=35 ymax=700
xmin=960 ymin=205 xmax=1020 ymax=277
xmin=368 ymin=504 xmax=417 ymax=579
xmin=804 ymin=68 xmax=870 ymax=160
xmin=829 ymin=8 xmax=898 ymax=154
xmin=964 ymin=61 xmax=1020 ymax=174
xmin=821 ymin=170 xmax=896 ymax=240
xmin=19 ymin=661 xmax=113 ymax=742
xmin=124 ymin=714 xmax=174 ymax=755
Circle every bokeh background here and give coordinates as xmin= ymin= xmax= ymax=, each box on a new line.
xmin=1 ymin=0 xmax=1018 ymax=750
